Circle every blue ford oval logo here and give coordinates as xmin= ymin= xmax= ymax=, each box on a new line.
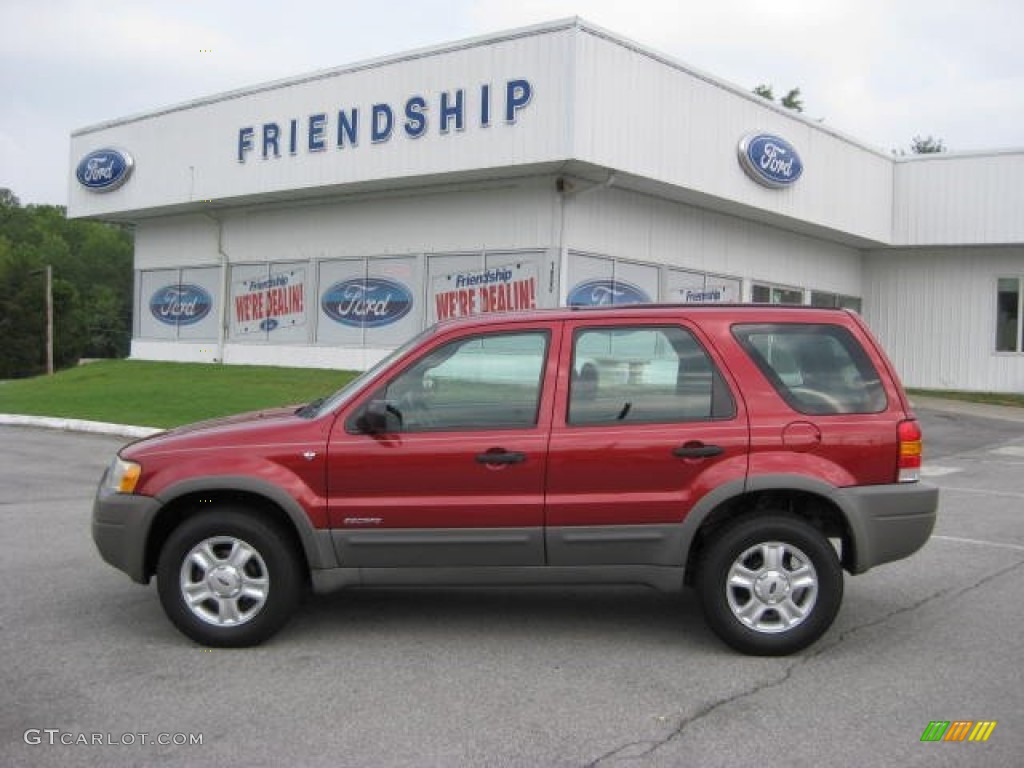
xmin=567 ymin=279 xmax=651 ymax=307
xmin=76 ymin=148 xmax=134 ymax=192
xmin=321 ymin=278 xmax=413 ymax=327
xmin=738 ymin=133 xmax=803 ymax=188
xmin=149 ymin=284 xmax=213 ymax=326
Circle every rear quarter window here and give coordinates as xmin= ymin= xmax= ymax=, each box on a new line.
xmin=732 ymin=323 xmax=887 ymax=415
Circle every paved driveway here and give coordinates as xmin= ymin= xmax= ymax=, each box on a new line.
xmin=1 ymin=405 xmax=1022 ymax=767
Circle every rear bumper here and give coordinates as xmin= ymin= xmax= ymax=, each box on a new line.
xmin=840 ymin=482 xmax=939 ymax=573
xmin=92 ymin=487 xmax=161 ymax=584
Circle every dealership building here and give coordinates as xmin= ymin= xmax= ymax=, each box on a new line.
xmin=68 ymin=18 xmax=1024 ymax=393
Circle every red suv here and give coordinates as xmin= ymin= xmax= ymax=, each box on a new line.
xmin=93 ymin=305 xmax=937 ymax=655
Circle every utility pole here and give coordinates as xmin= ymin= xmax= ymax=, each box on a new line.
xmin=31 ymin=265 xmax=54 ymax=375
xmin=45 ymin=264 xmax=53 ymax=376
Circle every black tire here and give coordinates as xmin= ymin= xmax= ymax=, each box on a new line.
xmin=157 ymin=509 xmax=303 ymax=647
xmin=697 ymin=515 xmax=843 ymax=656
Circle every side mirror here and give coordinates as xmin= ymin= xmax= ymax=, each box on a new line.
xmin=354 ymin=400 xmax=400 ymax=434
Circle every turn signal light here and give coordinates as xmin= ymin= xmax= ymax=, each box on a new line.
xmin=898 ymin=420 xmax=923 ymax=483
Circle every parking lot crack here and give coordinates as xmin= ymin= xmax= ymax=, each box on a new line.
xmin=582 ymin=558 xmax=1024 ymax=767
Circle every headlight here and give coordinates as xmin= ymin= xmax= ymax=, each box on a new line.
xmin=105 ymin=456 xmax=142 ymax=494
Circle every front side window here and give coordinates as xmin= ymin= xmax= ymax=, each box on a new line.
xmin=372 ymin=331 xmax=549 ymax=432
xmin=734 ymin=323 xmax=887 ymax=415
xmin=568 ymin=326 xmax=735 ymax=426
xmin=996 ymin=277 xmax=1023 ymax=353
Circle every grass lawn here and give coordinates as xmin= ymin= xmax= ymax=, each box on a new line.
xmin=2 ymin=361 xmax=1020 ymax=430
xmin=906 ymin=388 xmax=1024 ymax=409
xmin=0 ymin=360 xmax=358 ymax=428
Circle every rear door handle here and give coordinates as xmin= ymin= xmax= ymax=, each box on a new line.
xmin=475 ymin=450 xmax=526 ymax=465
xmin=672 ymin=443 xmax=724 ymax=459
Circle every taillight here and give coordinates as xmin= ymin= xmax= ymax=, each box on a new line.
xmin=898 ymin=420 xmax=923 ymax=483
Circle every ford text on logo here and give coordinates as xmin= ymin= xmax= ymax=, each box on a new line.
xmin=321 ymin=278 xmax=413 ymax=327
xmin=567 ymin=279 xmax=651 ymax=307
xmin=149 ymin=284 xmax=213 ymax=326
xmin=738 ymin=133 xmax=803 ymax=188
xmin=75 ymin=148 xmax=134 ymax=192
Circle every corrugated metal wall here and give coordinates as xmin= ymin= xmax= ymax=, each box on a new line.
xmin=566 ymin=186 xmax=863 ymax=295
xmin=136 ymin=180 xmax=558 ymax=269
xmin=863 ymin=247 xmax=1024 ymax=392
xmin=570 ymin=28 xmax=894 ymax=244
xmin=894 ymin=152 xmax=1024 ymax=246
xmin=70 ymin=27 xmax=575 ymax=219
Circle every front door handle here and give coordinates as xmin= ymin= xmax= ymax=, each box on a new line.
xmin=672 ymin=443 xmax=724 ymax=459
xmin=475 ymin=450 xmax=526 ymax=465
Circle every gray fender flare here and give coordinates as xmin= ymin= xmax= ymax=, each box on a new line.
xmin=153 ymin=476 xmax=338 ymax=571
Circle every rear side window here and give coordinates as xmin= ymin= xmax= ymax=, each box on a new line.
xmin=733 ymin=323 xmax=887 ymax=415
xmin=569 ymin=325 xmax=735 ymax=425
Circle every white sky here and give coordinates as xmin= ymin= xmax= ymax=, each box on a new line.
xmin=2 ymin=0 xmax=1022 ymax=206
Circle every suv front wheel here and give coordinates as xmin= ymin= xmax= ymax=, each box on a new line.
xmin=698 ymin=515 xmax=843 ymax=656
xmin=156 ymin=509 xmax=303 ymax=647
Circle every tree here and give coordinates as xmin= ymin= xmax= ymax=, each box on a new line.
xmin=780 ymin=88 xmax=804 ymax=113
xmin=753 ymin=84 xmax=804 ymax=113
xmin=893 ymin=135 xmax=947 ymax=156
xmin=0 ymin=188 xmax=20 ymax=209
xmin=0 ymin=190 xmax=133 ymax=377
xmin=910 ymin=135 xmax=946 ymax=154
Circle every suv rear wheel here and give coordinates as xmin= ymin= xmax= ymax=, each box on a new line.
xmin=156 ymin=509 xmax=303 ymax=647
xmin=698 ymin=515 xmax=843 ymax=655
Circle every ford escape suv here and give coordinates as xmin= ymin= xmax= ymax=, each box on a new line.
xmin=93 ymin=305 xmax=938 ymax=655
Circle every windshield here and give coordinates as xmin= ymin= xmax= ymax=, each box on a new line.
xmin=299 ymin=326 xmax=438 ymax=418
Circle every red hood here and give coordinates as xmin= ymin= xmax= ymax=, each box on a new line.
xmin=161 ymin=405 xmax=302 ymax=435
xmin=122 ymin=404 xmax=317 ymax=458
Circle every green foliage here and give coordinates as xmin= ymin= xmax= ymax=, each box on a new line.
xmin=910 ymin=135 xmax=945 ymax=154
xmin=780 ymin=88 xmax=803 ymax=113
xmin=0 ymin=188 xmax=133 ymax=377
xmin=0 ymin=360 xmax=357 ymax=428
xmin=753 ymin=84 xmax=804 ymax=113
xmin=907 ymin=388 xmax=1023 ymax=408
xmin=893 ymin=136 xmax=947 ymax=156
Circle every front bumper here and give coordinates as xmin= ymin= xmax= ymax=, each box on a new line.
xmin=92 ymin=487 xmax=161 ymax=584
xmin=840 ymin=482 xmax=939 ymax=574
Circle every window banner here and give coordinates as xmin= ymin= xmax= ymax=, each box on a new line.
xmin=431 ymin=262 xmax=538 ymax=322
xmin=665 ymin=269 xmax=741 ymax=304
xmin=138 ymin=267 xmax=220 ymax=340
xmin=676 ymin=283 xmax=739 ymax=303
xmin=231 ymin=266 xmax=306 ymax=337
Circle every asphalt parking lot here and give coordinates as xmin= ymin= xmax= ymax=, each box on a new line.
xmin=1 ymin=404 xmax=1022 ymax=767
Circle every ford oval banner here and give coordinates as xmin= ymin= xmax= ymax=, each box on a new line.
xmin=567 ymin=279 xmax=651 ymax=307
xmin=321 ymin=278 xmax=413 ymax=328
xmin=737 ymin=133 xmax=803 ymax=188
xmin=75 ymin=148 xmax=134 ymax=192
xmin=149 ymin=284 xmax=213 ymax=326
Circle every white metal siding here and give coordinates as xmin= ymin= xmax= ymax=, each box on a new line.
xmin=217 ymin=180 xmax=557 ymax=260
xmin=570 ymin=29 xmax=894 ymax=244
xmin=565 ymin=186 xmax=863 ymax=295
xmin=70 ymin=29 xmax=574 ymax=219
xmin=894 ymin=152 xmax=1024 ymax=246
xmin=135 ymin=215 xmax=220 ymax=269
xmin=863 ymin=247 xmax=1024 ymax=392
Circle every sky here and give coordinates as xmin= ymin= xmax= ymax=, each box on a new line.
xmin=2 ymin=0 xmax=1023 ymax=206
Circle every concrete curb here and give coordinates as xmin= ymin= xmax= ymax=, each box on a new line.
xmin=0 ymin=414 xmax=162 ymax=439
